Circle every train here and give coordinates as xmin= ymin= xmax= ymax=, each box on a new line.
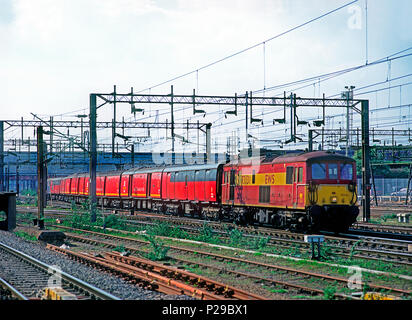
xmin=48 ymin=151 xmax=359 ymax=233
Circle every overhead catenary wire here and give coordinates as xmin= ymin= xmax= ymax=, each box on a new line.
xmin=136 ymin=0 xmax=359 ymax=94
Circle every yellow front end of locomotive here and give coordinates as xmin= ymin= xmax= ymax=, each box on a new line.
xmin=306 ymin=184 xmax=357 ymax=206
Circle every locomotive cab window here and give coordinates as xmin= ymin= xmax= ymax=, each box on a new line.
xmin=294 ymin=167 xmax=298 ymax=182
xmin=328 ymin=163 xmax=338 ymax=179
xmin=340 ymin=163 xmax=353 ymax=180
xmin=311 ymin=163 xmax=326 ymax=179
xmin=298 ymin=167 xmax=303 ymax=183
xmin=286 ymin=166 xmax=294 ymax=184
xmin=252 ymin=170 xmax=256 ymax=184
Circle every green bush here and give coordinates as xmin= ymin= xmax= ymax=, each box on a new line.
xmin=228 ymin=227 xmax=243 ymax=247
xmin=323 ymin=285 xmax=336 ymax=300
xmin=249 ymin=236 xmax=270 ymax=250
xmin=143 ymin=234 xmax=169 ymax=261
xmin=197 ymin=222 xmax=218 ymax=243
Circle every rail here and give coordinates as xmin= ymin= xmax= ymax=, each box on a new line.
xmin=0 ymin=241 xmax=121 ymax=300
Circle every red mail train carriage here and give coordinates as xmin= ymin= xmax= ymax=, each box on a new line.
xmin=48 ymin=151 xmax=359 ymax=232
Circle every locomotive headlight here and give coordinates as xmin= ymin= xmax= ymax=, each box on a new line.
xmin=331 ymin=196 xmax=337 ymax=203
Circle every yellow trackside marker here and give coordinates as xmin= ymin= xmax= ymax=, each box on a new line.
xmin=363 ymin=292 xmax=397 ymax=300
xmin=43 ymin=287 xmax=77 ymax=300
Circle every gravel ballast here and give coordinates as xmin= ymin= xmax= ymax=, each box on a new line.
xmin=0 ymin=230 xmax=192 ymax=300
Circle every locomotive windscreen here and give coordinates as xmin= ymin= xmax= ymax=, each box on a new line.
xmin=311 ymin=162 xmax=354 ymax=180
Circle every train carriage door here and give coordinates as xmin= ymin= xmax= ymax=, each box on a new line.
xmin=166 ymin=172 xmax=171 ymax=199
xmin=222 ymin=170 xmax=228 ymax=203
xmin=194 ymin=171 xmax=200 ymax=201
xmin=184 ymin=172 xmax=188 ymax=200
xmin=188 ymin=171 xmax=195 ymax=201
xmin=292 ymin=166 xmax=300 ymax=208
xmin=129 ymin=175 xmax=133 ymax=197
xmin=297 ymin=167 xmax=304 ymax=207
xmin=170 ymin=172 xmax=175 ymax=199
xmin=229 ymin=169 xmax=235 ymax=203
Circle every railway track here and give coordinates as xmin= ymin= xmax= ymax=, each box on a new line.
xmin=47 ymin=243 xmax=265 ymax=300
xmin=352 ymin=222 xmax=412 ymax=236
xmin=0 ymin=241 xmax=120 ymax=300
xmin=123 ymin=217 xmax=412 ymax=267
xmin=0 ymin=277 xmax=28 ymax=300
xmin=18 ymin=203 xmax=412 ymax=237
xmin=49 ymin=225 xmax=412 ymax=300
xmin=16 ymin=207 xmax=412 ymax=267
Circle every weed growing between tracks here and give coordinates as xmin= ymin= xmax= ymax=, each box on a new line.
xmin=61 ymin=214 xmax=412 ymax=277
xmin=17 ymin=210 xmax=410 ymax=294
xmin=14 ymin=231 xmax=38 ymax=242
xmin=323 ymin=284 xmax=337 ymax=299
xmin=142 ymin=234 xmax=169 ymax=261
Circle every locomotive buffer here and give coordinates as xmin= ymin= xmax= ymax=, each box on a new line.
xmin=304 ymin=235 xmax=324 ymax=260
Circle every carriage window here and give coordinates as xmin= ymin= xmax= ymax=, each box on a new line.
xmin=286 ymin=167 xmax=294 ymax=184
xmin=311 ymin=163 xmax=326 ymax=179
xmin=328 ymin=163 xmax=338 ymax=179
xmin=340 ymin=164 xmax=353 ymax=180
xmin=298 ymin=167 xmax=303 ymax=183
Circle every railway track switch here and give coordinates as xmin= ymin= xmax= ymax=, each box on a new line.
xmin=304 ymin=235 xmax=324 ymax=260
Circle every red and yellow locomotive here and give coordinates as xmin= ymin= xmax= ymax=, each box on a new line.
xmin=49 ymin=151 xmax=359 ymax=232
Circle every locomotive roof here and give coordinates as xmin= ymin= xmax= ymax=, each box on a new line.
xmin=226 ymin=151 xmax=354 ymax=166
xmin=272 ymin=151 xmax=355 ymax=163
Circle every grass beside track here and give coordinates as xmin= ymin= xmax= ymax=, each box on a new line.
xmin=17 ymin=208 xmax=412 ymax=277
xmin=16 ymin=208 xmax=412 ymax=300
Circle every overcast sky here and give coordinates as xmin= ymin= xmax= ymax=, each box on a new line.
xmin=1 ymin=0 xmax=412 ymax=152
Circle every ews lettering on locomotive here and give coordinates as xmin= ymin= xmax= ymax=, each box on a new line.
xmin=238 ymin=173 xmax=276 ymax=185
xmin=264 ymin=174 xmax=275 ymax=185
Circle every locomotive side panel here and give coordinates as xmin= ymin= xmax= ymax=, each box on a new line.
xmin=223 ymin=163 xmax=301 ymax=209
